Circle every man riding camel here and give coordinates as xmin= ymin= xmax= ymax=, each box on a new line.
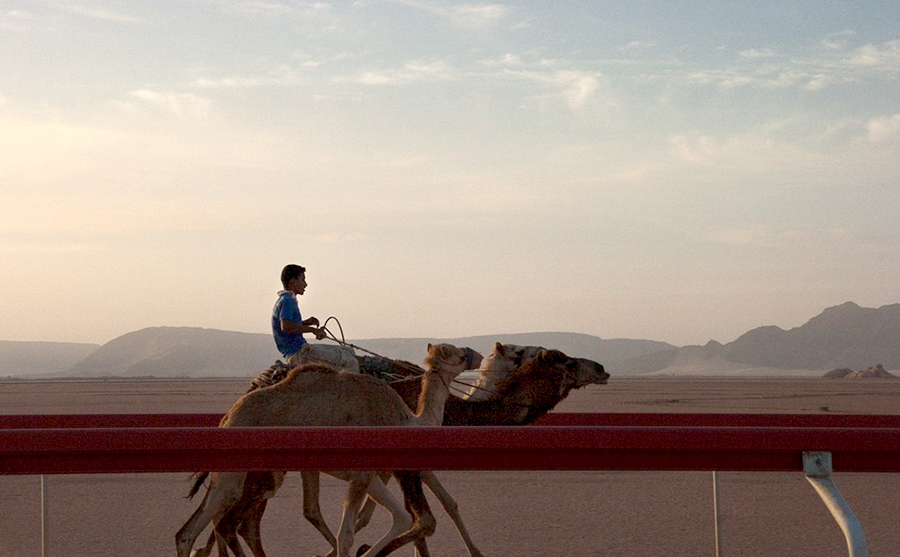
xmin=272 ymin=264 xmax=359 ymax=373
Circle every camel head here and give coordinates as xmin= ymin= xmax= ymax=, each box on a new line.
xmin=487 ymin=348 xmax=609 ymax=421
xmin=463 ymin=343 xmax=549 ymax=402
xmin=530 ymin=349 xmax=609 ymax=391
xmin=424 ymin=343 xmax=483 ymax=379
xmin=571 ymin=356 xmax=609 ymax=387
xmin=480 ymin=342 xmax=544 ymax=374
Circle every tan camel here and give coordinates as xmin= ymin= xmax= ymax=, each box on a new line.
xmin=175 ymin=343 xmax=482 ymax=557
xmin=195 ymin=342 xmax=608 ymax=557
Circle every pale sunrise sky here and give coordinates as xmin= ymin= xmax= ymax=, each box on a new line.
xmin=2 ymin=1 xmax=899 ymax=347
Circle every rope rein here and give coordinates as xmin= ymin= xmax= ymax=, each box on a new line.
xmin=319 ymin=316 xmax=489 ymax=397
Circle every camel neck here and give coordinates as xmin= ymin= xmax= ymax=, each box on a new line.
xmin=414 ymin=368 xmax=452 ymax=426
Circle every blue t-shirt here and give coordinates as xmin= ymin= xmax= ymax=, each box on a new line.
xmin=272 ymin=291 xmax=307 ymax=358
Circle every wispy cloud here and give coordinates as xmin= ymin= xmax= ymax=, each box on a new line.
xmin=846 ymin=39 xmax=900 ymax=68
xmin=389 ymin=0 xmax=507 ymax=28
xmin=346 ymin=60 xmax=455 ymax=85
xmin=0 ymin=9 xmax=32 ymax=29
xmin=739 ymin=48 xmax=777 ymax=59
xmin=677 ymin=39 xmax=900 ymax=92
xmin=219 ymin=0 xmax=334 ymax=20
xmin=506 ymin=68 xmax=604 ymax=109
xmin=666 ymin=128 xmax=829 ymax=173
xmin=130 ymin=90 xmax=211 ymax=117
xmin=478 ymin=51 xmax=550 ymax=67
xmin=620 ymin=41 xmax=656 ymax=52
xmin=59 ymin=3 xmax=147 ymax=24
xmin=866 ymin=113 xmax=900 ymax=142
xmin=192 ymin=66 xmax=303 ymax=88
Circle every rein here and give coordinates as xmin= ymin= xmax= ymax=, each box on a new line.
xmin=320 ymin=316 xmax=489 ymax=397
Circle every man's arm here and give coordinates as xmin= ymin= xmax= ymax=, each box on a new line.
xmin=280 ymin=318 xmax=326 ymax=340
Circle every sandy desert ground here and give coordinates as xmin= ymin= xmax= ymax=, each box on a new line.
xmin=2 ymin=376 xmax=900 ymax=557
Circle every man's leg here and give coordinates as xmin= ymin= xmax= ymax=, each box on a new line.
xmin=296 ymin=344 xmax=360 ymax=373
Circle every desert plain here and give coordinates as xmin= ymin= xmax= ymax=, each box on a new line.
xmin=2 ymin=376 xmax=900 ymax=557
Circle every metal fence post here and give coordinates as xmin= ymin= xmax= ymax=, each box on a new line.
xmin=713 ymin=471 xmax=723 ymax=557
xmin=803 ymin=451 xmax=868 ymax=557
xmin=41 ymin=474 xmax=49 ymax=557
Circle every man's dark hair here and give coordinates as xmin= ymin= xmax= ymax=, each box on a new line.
xmin=281 ymin=264 xmax=306 ymax=288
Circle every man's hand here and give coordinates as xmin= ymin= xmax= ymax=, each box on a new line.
xmin=303 ymin=317 xmax=321 ymax=328
xmin=314 ymin=328 xmax=327 ymax=340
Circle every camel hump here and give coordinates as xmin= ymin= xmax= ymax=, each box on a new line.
xmin=224 ymin=369 xmax=412 ymax=427
xmin=287 ymin=362 xmax=340 ymax=378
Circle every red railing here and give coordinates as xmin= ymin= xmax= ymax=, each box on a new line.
xmin=3 ymin=413 xmax=900 ymax=475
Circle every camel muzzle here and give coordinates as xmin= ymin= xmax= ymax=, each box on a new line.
xmin=465 ymin=347 xmax=483 ymax=370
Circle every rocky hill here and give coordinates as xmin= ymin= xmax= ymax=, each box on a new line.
xmin=618 ymin=302 xmax=900 ymax=375
xmin=63 ymin=327 xmax=279 ymax=378
xmin=823 ymin=364 xmax=896 ymax=379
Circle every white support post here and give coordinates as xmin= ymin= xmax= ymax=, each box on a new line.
xmin=713 ymin=471 xmax=723 ymax=557
xmin=41 ymin=475 xmax=49 ymax=557
xmin=803 ymin=451 xmax=869 ymax=557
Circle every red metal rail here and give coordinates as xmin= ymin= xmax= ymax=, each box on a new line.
xmin=2 ymin=413 xmax=900 ymax=476
xmin=4 ymin=412 xmax=900 ymax=429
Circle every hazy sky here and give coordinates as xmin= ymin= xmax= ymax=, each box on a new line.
xmin=2 ymin=1 xmax=899 ymax=347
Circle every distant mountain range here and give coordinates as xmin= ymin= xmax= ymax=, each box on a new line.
xmin=1 ymin=301 xmax=897 ymax=378
xmin=0 ymin=340 xmax=100 ymax=378
xmin=619 ymin=302 xmax=900 ymax=376
xmin=0 ymin=327 xmax=673 ymax=379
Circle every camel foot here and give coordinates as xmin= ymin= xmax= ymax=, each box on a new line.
xmin=355 ymin=544 xmax=371 ymax=557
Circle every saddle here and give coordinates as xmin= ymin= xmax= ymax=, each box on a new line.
xmin=247 ymin=355 xmax=396 ymax=393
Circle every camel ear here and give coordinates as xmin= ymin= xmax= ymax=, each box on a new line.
xmin=495 ymin=342 xmax=505 ymax=355
xmin=427 ymin=343 xmax=434 ymax=353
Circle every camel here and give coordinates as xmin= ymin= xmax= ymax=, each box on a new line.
xmin=462 ymin=344 xmax=543 ymax=401
xmin=175 ymin=343 xmax=482 ymax=557
xmin=193 ymin=342 xmax=609 ymax=557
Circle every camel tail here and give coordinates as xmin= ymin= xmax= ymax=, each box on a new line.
xmin=187 ymin=472 xmax=209 ymax=499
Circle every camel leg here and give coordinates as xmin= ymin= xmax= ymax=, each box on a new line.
xmin=233 ymin=470 xmax=284 ymax=557
xmin=410 ymin=493 xmax=431 ymax=557
xmin=351 ymin=474 xmax=413 ymax=557
xmin=205 ymin=470 xmax=282 ymax=557
xmin=368 ymin=471 xmax=435 ymax=557
xmin=413 ymin=537 xmax=431 ymax=557
xmin=187 ymin=529 xmax=216 ymax=557
xmin=336 ymin=472 xmax=376 ymax=557
xmin=210 ymin=500 xmax=248 ymax=557
xmin=217 ymin=509 xmax=250 ymax=557
xmin=355 ymin=471 xmax=393 ymax=533
xmin=302 ymin=471 xmax=339 ymax=556
xmin=420 ymin=471 xmax=485 ymax=557
xmin=176 ymin=471 xmax=248 ymax=557
xmin=235 ymin=499 xmax=269 ymax=557
xmin=217 ymin=528 xmax=248 ymax=557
